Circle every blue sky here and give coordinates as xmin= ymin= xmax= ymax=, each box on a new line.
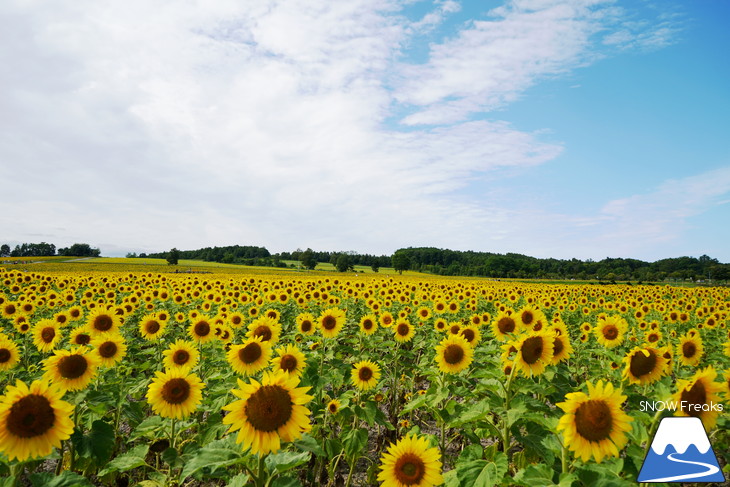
xmin=1 ymin=0 xmax=729 ymax=261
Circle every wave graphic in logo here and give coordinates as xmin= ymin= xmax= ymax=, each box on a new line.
xmin=637 ymin=417 xmax=725 ymax=483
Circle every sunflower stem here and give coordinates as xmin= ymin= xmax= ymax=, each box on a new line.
xmin=501 ymin=364 xmax=517 ymax=460
xmin=10 ymin=461 xmax=25 ymax=487
xmin=256 ymin=453 xmax=267 ymax=487
xmin=344 ymin=456 xmax=357 ymax=487
xmin=170 ymin=418 xmax=177 ymax=449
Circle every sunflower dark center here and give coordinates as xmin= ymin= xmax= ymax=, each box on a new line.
xmin=56 ymin=315 xmax=67 ymax=324
xmin=5 ymin=305 xmax=16 ymax=315
xmin=232 ymin=316 xmax=242 ymax=325
xmin=358 ymin=367 xmax=373 ymax=381
xmin=647 ymin=333 xmax=659 ymax=343
xmin=58 ymin=354 xmax=88 ymax=379
xmin=328 ymin=403 xmax=338 ymax=413
xmin=522 ymin=311 xmax=534 ymax=325
xmin=194 ymin=321 xmax=211 ymax=337
xmin=394 ymin=453 xmax=426 ymax=485
xmin=99 ymin=341 xmax=118 ymax=358
xmin=443 ymin=344 xmax=465 ymax=365
xmin=252 ymin=326 xmax=272 ymax=342
xmin=575 ymin=400 xmax=612 ymax=442
xmin=382 ymin=316 xmax=392 ymax=325
xmin=74 ymin=333 xmax=91 ymax=345
xmin=245 ymin=385 xmax=293 ymax=432
xmin=280 ymin=354 xmax=298 ymax=372
xmin=0 ymin=348 xmax=11 ymax=363
xmin=629 ymin=350 xmax=657 ymax=378
xmin=521 ymin=336 xmax=544 ymax=365
xmin=461 ymin=329 xmax=475 ymax=342
xmin=602 ymin=325 xmax=619 ymax=340
xmin=239 ymin=342 xmax=263 ymax=364
xmin=553 ymin=337 xmax=564 ymax=356
xmin=532 ymin=321 xmax=543 ymax=331
xmin=362 ymin=319 xmax=373 ymax=330
xmin=145 ymin=321 xmax=161 ymax=334
xmin=161 ymin=378 xmax=191 ymax=404
xmin=41 ymin=327 xmax=56 ymax=343
xmin=397 ymin=324 xmax=410 ymax=336
xmin=300 ymin=321 xmax=312 ymax=332
xmin=173 ymin=350 xmax=190 ymax=365
xmin=682 ymin=342 xmax=696 ymax=358
xmin=7 ymin=395 xmax=56 ymax=438
xmin=322 ymin=316 xmax=337 ymax=330
xmin=680 ymin=381 xmax=707 ymax=417
xmin=94 ymin=315 xmax=113 ymax=331
xmin=497 ymin=317 xmax=515 ymax=334
xmin=449 ymin=325 xmax=461 ymax=335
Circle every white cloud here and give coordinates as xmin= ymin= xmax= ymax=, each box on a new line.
xmin=0 ymin=0 xmax=696 ymax=259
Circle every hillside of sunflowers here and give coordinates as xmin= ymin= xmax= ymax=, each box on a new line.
xmin=1 ymin=261 xmax=729 ymax=487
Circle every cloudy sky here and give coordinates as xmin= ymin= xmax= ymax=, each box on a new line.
xmin=2 ymin=0 xmax=729 ymax=261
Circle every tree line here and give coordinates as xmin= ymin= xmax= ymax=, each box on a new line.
xmin=0 ymin=242 xmax=100 ymax=258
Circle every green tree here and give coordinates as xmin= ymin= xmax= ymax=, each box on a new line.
xmin=0 ymin=244 xmax=9 ymax=257
xmin=300 ymin=248 xmax=317 ymax=270
xmin=335 ymin=254 xmax=353 ymax=272
xmin=392 ymin=250 xmax=410 ymax=275
xmin=371 ymin=262 xmax=379 ymax=273
xmin=167 ymin=248 xmax=181 ymax=265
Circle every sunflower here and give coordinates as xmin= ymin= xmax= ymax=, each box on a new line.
xmin=393 ymin=319 xmax=415 ymax=343
xmin=377 ymin=434 xmax=443 ymax=487
xmin=491 ymin=311 xmax=519 ymax=341
xmin=69 ymin=326 xmax=93 ymax=346
xmin=0 ymin=337 xmax=20 ymax=371
xmin=296 ymin=312 xmax=317 ymax=335
xmin=162 ymin=339 xmax=200 ymax=372
xmin=222 ymin=370 xmax=312 ymax=455
xmin=550 ymin=331 xmax=573 ymax=365
xmin=672 ymin=366 xmax=724 ymax=429
xmin=359 ymin=314 xmax=378 ymax=335
xmin=91 ymin=333 xmax=127 ymax=368
xmin=0 ymin=379 xmax=75 ymax=461
xmin=351 ymin=360 xmax=381 ymax=391
xmin=327 ymin=398 xmax=341 ymax=415
xmin=516 ymin=305 xmax=545 ymax=331
xmin=459 ymin=325 xmax=481 ymax=346
xmin=622 ymin=346 xmax=667 ymax=385
xmin=380 ymin=311 xmax=395 ymax=329
xmin=86 ymin=308 xmax=121 ymax=335
xmin=416 ymin=307 xmax=432 ymax=321
xmin=433 ymin=318 xmax=447 ymax=333
xmin=270 ymin=344 xmax=307 ymax=377
xmin=1 ymin=301 xmax=19 ymax=319
xmin=508 ymin=332 xmax=554 ymax=377
xmin=146 ymin=368 xmax=204 ymax=419
xmin=246 ymin=316 xmax=281 ymax=345
xmin=32 ymin=319 xmax=62 ymax=353
xmin=228 ymin=337 xmax=272 ymax=376
xmin=139 ymin=314 xmax=167 ymax=341
xmin=228 ymin=311 xmax=246 ymax=329
xmin=319 ymin=308 xmax=346 ymax=339
xmin=434 ymin=335 xmax=473 ymax=374
xmin=189 ymin=316 xmax=215 ymax=343
xmin=677 ymin=333 xmax=704 ymax=367
xmin=43 ymin=347 xmax=100 ymax=392
xmin=594 ymin=315 xmax=627 ymax=348
xmin=556 ymin=380 xmax=633 ymax=463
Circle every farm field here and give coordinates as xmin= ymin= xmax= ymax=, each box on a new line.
xmin=0 ymin=264 xmax=729 ymax=486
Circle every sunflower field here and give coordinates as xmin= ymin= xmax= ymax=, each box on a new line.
xmin=0 ymin=266 xmax=729 ymax=487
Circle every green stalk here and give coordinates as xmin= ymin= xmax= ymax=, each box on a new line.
xmin=501 ymin=365 xmax=517 ymax=460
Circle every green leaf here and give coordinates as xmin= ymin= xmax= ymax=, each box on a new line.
xmin=226 ymin=473 xmax=251 ymax=487
xmin=343 ymin=427 xmax=368 ymax=459
xmin=179 ymin=438 xmax=247 ymax=481
xmin=265 ymin=451 xmax=311 ymax=474
xmin=456 ymin=452 xmax=508 ymax=487
xmin=30 ymin=472 xmax=93 ymax=487
xmin=513 ymin=463 xmax=555 ymax=486
xmin=324 ymin=437 xmax=343 ymax=460
xmin=271 ymin=476 xmax=302 ymax=487
xmin=129 ymin=415 xmax=164 ymax=441
xmin=77 ymin=420 xmax=115 ymax=466
xmin=442 ymin=469 xmax=460 ymax=487
xmin=450 ymin=402 xmax=491 ymax=427
xmin=97 ymin=444 xmax=150 ymax=477
xmin=161 ymin=447 xmax=178 ymax=466
xmin=294 ymin=434 xmax=326 ymax=457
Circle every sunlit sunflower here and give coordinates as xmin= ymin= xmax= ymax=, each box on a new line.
xmin=377 ymin=433 xmax=443 ymax=487
xmin=672 ymin=366 xmax=724 ymax=429
xmin=351 ymin=360 xmax=381 ymax=391
xmin=550 ymin=331 xmax=573 ymax=365
xmin=434 ymin=335 xmax=473 ymax=374
xmin=644 ymin=329 xmax=662 ymax=344
xmin=393 ymin=319 xmax=415 ymax=343
xmin=416 ymin=307 xmax=432 ymax=321
xmin=246 ymin=316 xmax=281 ymax=345
xmin=594 ymin=315 xmax=627 ymax=349
xmin=43 ymin=346 xmax=100 ymax=392
xmin=162 ymin=339 xmax=200 ymax=372
xmin=677 ymin=333 xmax=704 ymax=367
xmin=622 ymin=346 xmax=668 ymax=385
xmin=359 ymin=314 xmax=378 ymax=335
xmin=723 ymin=369 xmax=730 ymax=401
xmin=270 ymin=344 xmax=307 ymax=377
xmin=556 ymin=380 xmax=633 ymax=463
xmin=222 ymin=369 xmax=312 ymax=455
xmin=91 ymin=333 xmax=127 ymax=368
xmin=139 ymin=314 xmax=167 ymax=341
xmin=0 ymin=379 xmax=75 ymax=461
xmin=508 ymin=332 xmax=554 ymax=377
xmin=188 ymin=316 xmax=215 ymax=343
xmin=379 ymin=311 xmax=395 ymax=329
xmin=86 ymin=308 xmax=121 ymax=335
xmin=433 ymin=318 xmax=448 ymax=333
xmin=32 ymin=319 xmax=62 ymax=353
xmin=516 ymin=305 xmax=545 ymax=331
xmin=228 ymin=336 xmax=272 ymax=376
xmin=69 ymin=326 xmax=92 ymax=347
xmin=228 ymin=311 xmax=246 ymax=329
xmin=1 ymin=301 xmax=19 ymax=319
xmin=319 ymin=308 xmax=346 ymax=339
xmin=491 ymin=311 xmax=519 ymax=341
xmin=321 ymin=398 xmax=340 ymax=416
xmin=0 ymin=337 xmax=20 ymax=371
xmin=296 ymin=312 xmax=316 ymax=335
xmin=146 ymin=368 xmax=204 ymax=419
xmin=459 ymin=325 xmax=481 ymax=346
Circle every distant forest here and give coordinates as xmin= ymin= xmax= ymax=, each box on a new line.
xmin=4 ymin=241 xmax=729 ymax=282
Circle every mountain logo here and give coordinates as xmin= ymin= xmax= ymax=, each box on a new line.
xmin=637 ymin=417 xmax=725 ymax=483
